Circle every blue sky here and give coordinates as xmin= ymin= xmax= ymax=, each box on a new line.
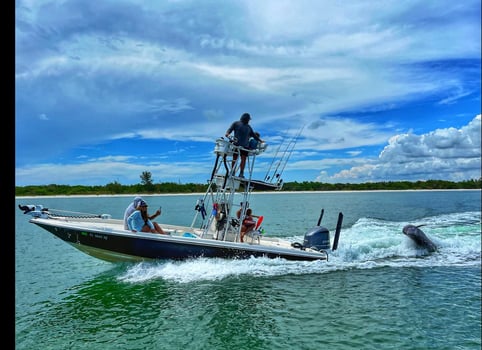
xmin=15 ymin=0 xmax=481 ymax=186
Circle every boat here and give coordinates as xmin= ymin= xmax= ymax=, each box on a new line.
xmin=18 ymin=136 xmax=344 ymax=263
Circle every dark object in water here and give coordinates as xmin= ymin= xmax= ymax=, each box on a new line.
xmin=18 ymin=204 xmax=49 ymax=214
xmin=402 ymin=224 xmax=437 ymax=252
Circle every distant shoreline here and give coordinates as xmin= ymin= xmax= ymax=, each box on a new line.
xmin=15 ymin=188 xmax=481 ymax=199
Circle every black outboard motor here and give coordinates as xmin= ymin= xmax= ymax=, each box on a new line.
xmin=303 ymin=227 xmax=330 ymax=251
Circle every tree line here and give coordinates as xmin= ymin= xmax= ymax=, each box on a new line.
xmin=15 ymin=171 xmax=481 ymax=196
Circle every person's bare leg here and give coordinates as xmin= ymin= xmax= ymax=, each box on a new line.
xmin=239 ymin=155 xmax=246 ymax=177
xmin=153 ymin=222 xmax=165 ymax=234
xmin=240 ymin=230 xmax=245 ymax=242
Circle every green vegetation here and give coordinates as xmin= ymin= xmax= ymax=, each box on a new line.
xmin=15 ymin=182 xmax=209 ymax=196
xmin=15 ymin=172 xmax=481 ymax=197
xmin=281 ymin=178 xmax=481 ymax=191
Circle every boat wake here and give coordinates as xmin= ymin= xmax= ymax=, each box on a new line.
xmin=118 ymin=211 xmax=481 ymax=284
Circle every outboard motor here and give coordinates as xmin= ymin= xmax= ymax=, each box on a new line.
xmin=303 ymin=226 xmax=330 ymax=251
xmin=291 ymin=210 xmax=343 ymax=252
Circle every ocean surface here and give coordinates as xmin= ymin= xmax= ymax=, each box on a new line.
xmin=15 ymin=190 xmax=481 ymax=350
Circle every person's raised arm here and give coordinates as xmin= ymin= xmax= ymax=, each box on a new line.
xmin=149 ymin=208 xmax=161 ymax=220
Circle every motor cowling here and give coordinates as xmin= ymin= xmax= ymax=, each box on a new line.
xmin=303 ymin=226 xmax=330 ymax=251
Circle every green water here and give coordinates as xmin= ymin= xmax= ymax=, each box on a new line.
xmin=15 ymin=191 xmax=481 ymax=349
xmin=15 ymin=264 xmax=481 ymax=349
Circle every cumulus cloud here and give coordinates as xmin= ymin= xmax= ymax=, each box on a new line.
xmin=316 ymin=115 xmax=481 ymax=183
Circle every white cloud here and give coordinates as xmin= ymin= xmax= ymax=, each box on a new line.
xmin=316 ymin=115 xmax=481 ymax=183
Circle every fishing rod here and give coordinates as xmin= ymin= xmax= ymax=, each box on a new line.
xmin=264 ymin=131 xmax=296 ymax=182
xmin=276 ymin=125 xmax=304 ymax=178
xmin=268 ymin=125 xmax=304 ymax=182
xmin=264 ymin=137 xmax=285 ymax=181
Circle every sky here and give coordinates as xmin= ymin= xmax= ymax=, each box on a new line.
xmin=15 ymin=0 xmax=481 ymax=186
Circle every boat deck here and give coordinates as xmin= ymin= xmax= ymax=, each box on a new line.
xmin=36 ymin=215 xmax=313 ymax=253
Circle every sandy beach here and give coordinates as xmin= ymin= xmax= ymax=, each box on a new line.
xmin=15 ymin=188 xmax=479 ymax=199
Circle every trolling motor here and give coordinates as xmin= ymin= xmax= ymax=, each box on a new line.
xmin=291 ymin=209 xmax=343 ymax=252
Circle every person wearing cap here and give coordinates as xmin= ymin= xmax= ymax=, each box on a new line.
xmin=127 ymin=200 xmax=166 ymax=234
xmin=225 ymin=112 xmax=263 ymax=178
xmin=123 ymin=196 xmax=144 ymax=229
